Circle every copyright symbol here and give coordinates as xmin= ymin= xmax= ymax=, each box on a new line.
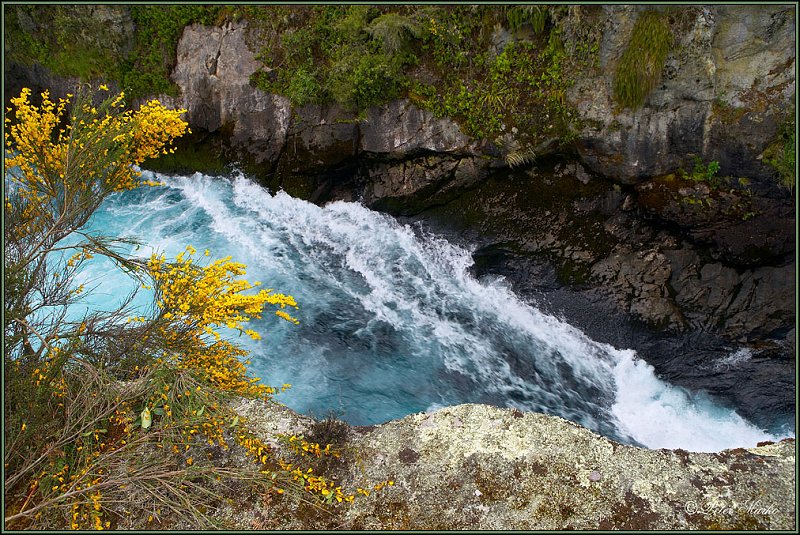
xmin=685 ymin=501 xmax=698 ymax=514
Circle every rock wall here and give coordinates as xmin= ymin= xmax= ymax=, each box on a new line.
xmin=164 ymin=21 xmax=489 ymax=203
xmin=570 ymin=5 xmax=795 ymax=186
xmin=215 ymin=401 xmax=795 ymax=530
xmin=169 ymin=23 xmax=292 ymax=170
xmin=154 ymin=6 xmax=796 ymax=198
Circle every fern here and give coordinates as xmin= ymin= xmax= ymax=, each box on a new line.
xmin=367 ymin=13 xmax=421 ymax=54
xmin=505 ymin=147 xmax=537 ymax=168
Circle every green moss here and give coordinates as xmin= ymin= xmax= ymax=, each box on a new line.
xmin=681 ymin=156 xmax=722 ymax=188
xmin=614 ymin=10 xmax=673 ymax=109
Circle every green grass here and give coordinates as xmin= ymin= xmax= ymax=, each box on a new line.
xmin=614 ymin=10 xmax=673 ymax=109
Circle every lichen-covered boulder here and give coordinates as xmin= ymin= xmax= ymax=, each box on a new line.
xmin=230 ymin=401 xmax=795 ymax=530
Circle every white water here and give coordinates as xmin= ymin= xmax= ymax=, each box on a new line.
xmin=71 ymin=170 xmax=788 ymax=452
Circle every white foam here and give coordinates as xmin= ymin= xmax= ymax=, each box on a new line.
xmin=713 ymin=347 xmax=753 ymax=372
xmin=612 ymin=351 xmax=778 ymax=451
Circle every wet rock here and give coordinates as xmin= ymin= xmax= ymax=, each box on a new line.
xmin=281 ymin=104 xmax=359 ymax=174
xmin=362 ymin=155 xmax=490 ymax=215
xmin=591 ymin=248 xmax=684 ymax=331
xmin=635 ymin=174 xmax=795 ymax=267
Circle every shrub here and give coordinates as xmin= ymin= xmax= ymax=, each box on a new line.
xmin=763 ymin=116 xmax=796 ymax=190
xmin=678 ymin=156 xmax=723 ymax=189
xmin=3 ymin=86 xmax=385 ymax=529
xmin=367 ymin=12 xmax=422 ymax=55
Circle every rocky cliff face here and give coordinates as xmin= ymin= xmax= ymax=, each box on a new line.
xmin=158 ymin=6 xmax=794 ymax=196
xmin=571 ymin=5 xmax=794 ymax=185
xmin=199 ymin=401 xmax=795 ymax=530
xmin=168 ymin=23 xmax=292 ymax=170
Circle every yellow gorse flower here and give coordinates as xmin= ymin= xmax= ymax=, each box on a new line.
xmin=5 ymin=87 xmax=189 ymax=201
xmin=147 ymin=245 xmax=299 ymax=399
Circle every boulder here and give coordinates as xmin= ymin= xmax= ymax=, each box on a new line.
xmin=219 ymin=401 xmax=796 ymax=530
xmin=359 ymin=99 xmax=480 ymax=157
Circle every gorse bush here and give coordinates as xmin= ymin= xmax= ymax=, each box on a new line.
xmin=614 ymin=10 xmax=673 ymax=109
xmin=3 ymin=87 xmax=386 ymax=530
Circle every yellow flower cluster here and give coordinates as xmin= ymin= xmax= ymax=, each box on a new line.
xmin=146 ymin=246 xmax=300 ymax=399
xmin=279 ymin=459 xmax=355 ymax=504
xmin=5 ymin=87 xmax=189 ymax=200
xmin=285 ymin=434 xmax=341 ymax=459
xmin=129 ymin=99 xmax=190 ymax=170
xmin=69 ymin=490 xmax=109 ymax=530
xmin=148 ymin=245 xmax=299 ymax=342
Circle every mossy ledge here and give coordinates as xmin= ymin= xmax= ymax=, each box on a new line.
xmin=161 ymin=401 xmax=795 ymax=530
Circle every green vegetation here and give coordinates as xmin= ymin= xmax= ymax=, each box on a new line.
xmin=248 ymin=5 xmax=414 ymax=110
xmin=122 ymin=6 xmax=222 ymax=97
xmin=5 ymin=5 xmax=604 ymax=154
xmin=5 ymin=5 xmax=130 ymax=81
xmin=682 ymin=156 xmax=722 ymax=188
xmin=4 ymin=5 xmax=221 ymax=98
xmin=763 ymin=115 xmax=796 ymax=190
xmin=614 ymin=10 xmax=673 ymax=109
xmin=248 ymin=5 xmax=601 ymax=156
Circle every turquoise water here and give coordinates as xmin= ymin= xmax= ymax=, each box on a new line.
xmin=69 ymin=170 xmax=788 ymax=452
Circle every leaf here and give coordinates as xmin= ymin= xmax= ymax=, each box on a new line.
xmin=151 ymin=407 xmax=165 ymax=416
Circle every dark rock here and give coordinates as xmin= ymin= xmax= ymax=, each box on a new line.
xmin=635 ymin=174 xmax=794 ymax=266
xmin=359 ymin=99 xmax=479 ymax=158
xmin=281 ymin=104 xmax=359 ymax=174
xmin=361 ymin=155 xmax=490 ymax=215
